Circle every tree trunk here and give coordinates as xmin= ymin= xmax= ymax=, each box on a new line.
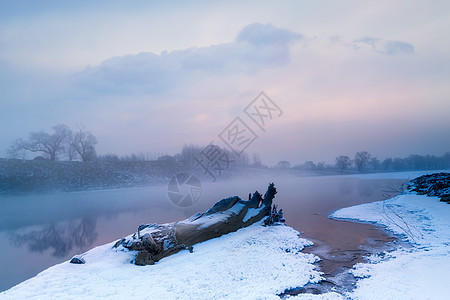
xmin=111 ymin=183 xmax=284 ymax=266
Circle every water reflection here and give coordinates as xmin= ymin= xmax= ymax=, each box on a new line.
xmin=338 ymin=182 xmax=353 ymax=195
xmin=336 ymin=178 xmax=404 ymax=199
xmin=357 ymin=180 xmax=375 ymax=197
xmin=381 ymin=181 xmax=408 ymax=200
xmin=9 ymin=218 xmax=97 ymax=258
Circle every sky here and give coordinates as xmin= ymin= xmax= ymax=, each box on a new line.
xmin=1 ymin=0 xmax=449 ymax=165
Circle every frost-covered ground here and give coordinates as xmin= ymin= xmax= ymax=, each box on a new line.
xmin=0 ymin=222 xmax=323 ymax=300
xmin=328 ymin=194 xmax=450 ymax=299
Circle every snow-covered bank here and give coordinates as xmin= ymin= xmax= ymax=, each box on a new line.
xmin=0 ymin=222 xmax=322 ymax=299
xmin=331 ymin=194 xmax=450 ymax=299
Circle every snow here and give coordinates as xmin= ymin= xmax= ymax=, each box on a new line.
xmin=183 ymin=212 xmax=229 ymax=229
xmin=243 ymin=208 xmax=262 ymax=222
xmin=227 ymin=202 xmax=246 ymax=215
xmin=178 ymin=203 xmax=246 ymax=229
xmin=0 ymin=222 xmax=322 ymax=299
xmin=331 ymin=194 xmax=450 ymax=299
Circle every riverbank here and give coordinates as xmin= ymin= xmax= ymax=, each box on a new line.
xmin=292 ymin=171 xmax=450 ymax=298
xmin=0 ymin=158 xmax=175 ymax=195
xmin=330 ymin=192 xmax=450 ymax=299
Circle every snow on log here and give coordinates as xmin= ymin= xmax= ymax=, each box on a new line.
xmin=110 ymin=183 xmax=284 ymax=265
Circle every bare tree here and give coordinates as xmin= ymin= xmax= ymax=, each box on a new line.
xmin=316 ymin=162 xmax=326 ymax=170
xmin=20 ymin=124 xmax=71 ymax=161
xmin=276 ymin=160 xmax=290 ymax=169
xmin=303 ymin=161 xmax=316 ymax=170
xmin=369 ymin=157 xmax=380 ymax=170
xmin=6 ymin=139 xmax=28 ymax=159
xmin=67 ymin=143 xmax=78 ymax=161
xmin=252 ymin=153 xmax=262 ymax=168
xmin=65 ymin=130 xmax=78 ymax=161
xmin=354 ymin=151 xmax=371 ymax=172
xmin=71 ymin=127 xmax=97 ymax=162
xmin=179 ymin=144 xmax=202 ymax=168
xmin=335 ymin=155 xmax=351 ymax=172
xmin=382 ymin=158 xmax=393 ymax=170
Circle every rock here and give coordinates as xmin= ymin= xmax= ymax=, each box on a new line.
xmin=441 ymin=195 xmax=450 ymax=204
xmin=407 ymin=172 xmax=450 ymax=203
xmin=70 ymin=257 xmax=85 ymax=264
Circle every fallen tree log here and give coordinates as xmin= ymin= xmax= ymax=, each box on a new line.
xmin=111 ymin=183 xmax=284 ymax=265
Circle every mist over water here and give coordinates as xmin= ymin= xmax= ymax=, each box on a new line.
xmin=0 ymin=173 xmax=405 ymax=291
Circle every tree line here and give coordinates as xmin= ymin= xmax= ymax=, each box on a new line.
xmin=96 ymin=145 xmax=256 ymax=168
xmin=287 ymin=151 xmax=450 ymax=172
xmin=8 ymin=126 xmax=449 ymax=173
xmin=5 ymin=126 xmax=258 ymax=168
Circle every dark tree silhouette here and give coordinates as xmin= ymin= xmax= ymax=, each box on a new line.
xmin=354 ymin=151 xmax=371 ymax=172
xmin=335 ymin=155 xmax=351 ymax=172
xmin=15 ymin=124 xmax=71 ymax=161
xmin=71 ymin=127 xmax=97 ymax=162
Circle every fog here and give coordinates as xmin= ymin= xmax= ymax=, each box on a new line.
xmin=1 ymin=1 xmax=450 ymax=165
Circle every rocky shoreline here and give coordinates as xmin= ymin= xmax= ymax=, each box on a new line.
xmin=407 ymin=172 xmax=450 ymax=203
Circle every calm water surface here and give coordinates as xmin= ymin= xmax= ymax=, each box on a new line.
xmin=0 ymin=174 xmax=405 ymax=291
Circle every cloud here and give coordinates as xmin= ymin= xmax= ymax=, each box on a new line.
xmin=236 ymin=23 xmax=302 ymax=46
xmin=353 ymin=37 xmax=414 ymax=55
xmin=3 ymin=21 xmax=445 ymax=165
xmin=73 ymin=28 xmax=413 ymax=98
xmin=383 ymin=40 xmax=414 ymax=55
xmin=74 ymin=23 xmax=303 ymax=95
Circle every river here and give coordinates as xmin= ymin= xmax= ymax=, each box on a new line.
xmin=0 ymin=172 xmax=407 ymax=292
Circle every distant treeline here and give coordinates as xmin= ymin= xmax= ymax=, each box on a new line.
xmin=7 ymin=124 xmax=450 ymax=174
xmin=97 ymin=144 xmax=253 ymax=168
xmin=284 ymin=151 xmax=450 ymax=173
xmin=5 ymin=124 xmax=256 ymax=168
